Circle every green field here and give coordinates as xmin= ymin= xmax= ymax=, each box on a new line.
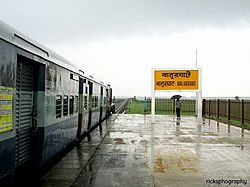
xmin=125 ymin=98 xmax=169 ymax=115
xmin=207 ymin=116 xmax=250 ymax=130
xmin=125 ymin=99 xmax=145 ymax=114
xmin=125 ymin=98 xmax=196 ymax=115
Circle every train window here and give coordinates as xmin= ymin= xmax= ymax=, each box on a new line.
xmin=92 ymin=96 xmax=95 ymax=108
xmin=74 ymin=96 xmax=78 ymax=113
xmin=84 ymin=96 xmax=88 ymax=110
xmin=63 ymin=95 xmax=68 ymax=116
xmin=95 ymin=97 xmax=98 ymax=108
xmin=56 ymin=95 xmax=62 ymax=118
xmin=104 ymin=97 xmax=106 ymax=105
xmin=99 ymin=96 xmax=103 ymax=106
xmin=70 ymin=95 xmax=74 ymax=115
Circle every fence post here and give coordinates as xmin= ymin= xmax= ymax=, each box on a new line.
xmin=227 ymin=99 xmax=231 ymax=121
xmin=216 ymin=99 xmax=220 ymax=130
xmin=208 ymin=100 xmax=211 ymax=118
xmin=146 ymin=97 xmax=148 ymax=112
xmin=241 ymin=100 xmax=244 ymax=134
xmin=217 ymin=99 xmax=220 ymax=120
xmin=202 ymin=99 xmax=206 ymax=117
xmin=227 ymin=99 xmax=231 ymax=132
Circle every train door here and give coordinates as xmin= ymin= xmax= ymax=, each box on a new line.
xmin=106 ymin=87 xmax=112 ymax=115
xmin=87 ymin=81 xmax=93 ymax=132
xmin=83 ymin=80 xmax=89 ymax=127
xmin=105 ymin=88 xmax=109 ymax=116
xmin=99 ymin=86 xmax=103 ymax=121
xmin=15 ymin=56 xmax=35 ymax=168
xmin=76 ymin=78 xmax=84 ymax=140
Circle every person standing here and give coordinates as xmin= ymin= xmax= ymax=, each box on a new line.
xmin=176 ymin=98 xmax=181 ymax=120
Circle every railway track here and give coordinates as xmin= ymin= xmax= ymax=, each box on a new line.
xmin=113 ymin=98 xmax=129 ymax=113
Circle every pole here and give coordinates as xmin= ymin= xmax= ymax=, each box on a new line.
xmin=241 ymin=99 xmax=244 ymax=135
xmin=227 ymin=99 xmax=231 ymax=121
xmin=144 ymin=97 xmax=147 ymax=114
xmin=217 ymin=99 xmax=220 ymax=120
xmin=241 ymin=99 xmax=244 ymax=125
xmin=151 ymin=69 xmax=155 ymax=123
xmin=197 ymin=67 xmax=202 ymax=123
xmin=202 ymin=99 xmax=206 ymax=117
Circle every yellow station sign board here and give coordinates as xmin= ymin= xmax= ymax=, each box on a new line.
xmin=155 ymin=69 xmax=199 ymax=90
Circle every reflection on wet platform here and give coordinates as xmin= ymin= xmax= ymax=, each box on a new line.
xmin=41 ymin=114 xmax=250 ymax=187
xmin=75 ymin=115 xmax=250 ymax=186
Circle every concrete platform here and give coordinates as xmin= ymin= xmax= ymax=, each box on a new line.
xmin=40 ymin=114 xmax=250 ymax=187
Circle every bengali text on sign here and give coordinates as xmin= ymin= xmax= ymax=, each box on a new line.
xmin=154 ymin=70 xmax=199 ymax=90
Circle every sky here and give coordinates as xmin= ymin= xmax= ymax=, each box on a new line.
xmin=1 ymin=0 xmax=250 ymax=98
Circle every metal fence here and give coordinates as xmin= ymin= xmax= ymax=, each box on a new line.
xmin=144 ymin=98 xmax=250 ymax=124
xmin=146 ymin=98 xmax=196 ymax=115
xmin=203 ymin=99 xmax=250 ymax=124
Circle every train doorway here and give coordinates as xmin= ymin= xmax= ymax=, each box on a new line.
xmin=15 ymin=56 xmax=36 ymax=168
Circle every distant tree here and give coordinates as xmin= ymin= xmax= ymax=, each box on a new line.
xmin=235 ymin=96 xmax=240 ymax=101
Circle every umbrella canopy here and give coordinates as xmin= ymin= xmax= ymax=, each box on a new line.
xmin=170 ymin=95 xmax=182 ymax=100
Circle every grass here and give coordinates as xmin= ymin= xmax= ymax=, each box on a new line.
xmin=125 ymin=98 xmax=195 ymax=116
xmin=125 ymin=98 xmax=172 ymax=115
xmin=207 ymin=115 xmax=250 ymax=130
xmin=125 ymin=99 xmax=145 ymax=114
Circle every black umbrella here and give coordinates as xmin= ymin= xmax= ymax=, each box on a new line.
xmin=170 ymin=95 xmax=182 ymax=100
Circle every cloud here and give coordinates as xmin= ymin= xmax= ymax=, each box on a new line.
xmin=1 ymin=0 xmax=250 ymax=97
xmin=52 ymin=27 xmax=250 ymax=97
xmin=1 ymin=0 xmax=250 ymax=45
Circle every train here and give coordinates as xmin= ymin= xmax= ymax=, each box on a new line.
xmin=0 ymin=20 xmax=113 ymax=186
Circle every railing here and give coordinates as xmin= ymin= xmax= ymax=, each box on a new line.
xmin=144 ymin=98 xmax=250 ymax=127
xmin=146 ymin=98 xmax=196 ymax=115
xmin=203 ymin=99 xmax=250 ymax=125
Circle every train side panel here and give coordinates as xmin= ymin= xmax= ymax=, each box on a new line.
xmin=106 ymin=86 xmax=113 ymax=116
xmin=77 ymin=78 xmax=89 ymax=138
xmin=42 ymin=62 xmax=79 ymax=166
xmin=90 ymin=82 xmax=100 ymax=128
xmin=0 ymin=20 xmax=113 ymax=186
xmin=0 ymin=39 xmax=47 ymax=184
xmin=101 ymin=87 xmax=107 ymax=121
xmin=0 ymin=40 xmax=16 ymax=186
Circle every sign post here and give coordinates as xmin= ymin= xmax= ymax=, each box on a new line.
xmin=151 ymin=69 xmax=155 ymax=123
xmin=151 ymin=68 xmax=202 ymax=123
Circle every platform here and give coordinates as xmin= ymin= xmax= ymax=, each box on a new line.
xmin=39 ymin=114 xmax=250 ymax=187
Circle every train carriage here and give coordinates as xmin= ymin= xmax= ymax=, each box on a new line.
xmin=0 ymin=20 xmax=112 ymax=186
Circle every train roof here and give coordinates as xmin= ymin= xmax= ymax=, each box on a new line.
xmin=0 ymin=20 xmax=110 ymax=87
xmin=0 ymin=20 xmax=79 ymax=72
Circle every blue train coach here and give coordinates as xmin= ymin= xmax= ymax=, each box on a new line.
xmin=0 ymin=20 xmax=112 ymax=186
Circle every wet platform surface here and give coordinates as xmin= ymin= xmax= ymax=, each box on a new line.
xmin=40 ymin=114 xmax=250 ymax=187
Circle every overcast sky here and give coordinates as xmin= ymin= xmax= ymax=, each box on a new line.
xmin=1 ymin=0 xmax=250 ymax=97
